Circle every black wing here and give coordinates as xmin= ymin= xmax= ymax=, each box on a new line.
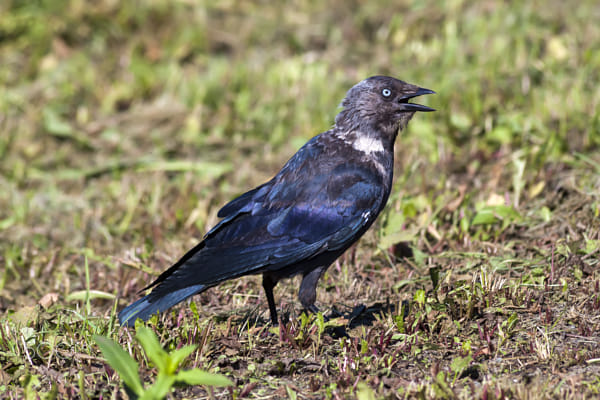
xmin=150 ymin=136 xmax=387 ymax=294
xmin=119 ymin=135 xmax=388 ymax=325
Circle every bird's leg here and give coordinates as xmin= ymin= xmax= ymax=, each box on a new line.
xmin=262 ymin=274 xmax=279 ymax=325
xmin=299 ymin=266 xmax=327 ymax=317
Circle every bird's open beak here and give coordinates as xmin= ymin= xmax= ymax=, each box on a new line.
xmin=399 ymin=87 xmax=435 ymax=112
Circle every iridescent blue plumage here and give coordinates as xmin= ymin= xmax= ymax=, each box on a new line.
xmin=119 ymin=76 xmax=434 ymax=327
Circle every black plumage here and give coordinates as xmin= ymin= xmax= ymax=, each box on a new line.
xmin=119 ymin=76 xmax=435 ymax=327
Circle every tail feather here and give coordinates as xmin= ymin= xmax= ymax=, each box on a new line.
xmin=118 ymin=285 xmax=205 ymax=327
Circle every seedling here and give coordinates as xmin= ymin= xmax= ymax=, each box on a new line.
xmin=94 ymin=326 xmax=232 ymax=399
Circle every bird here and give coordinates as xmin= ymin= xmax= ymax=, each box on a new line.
xmin=118 ymin=76 xmax=435 ymax=327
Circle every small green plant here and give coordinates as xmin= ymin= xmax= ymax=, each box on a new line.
xmin=356 ymin=382 xmax=377 ymax=400
xmin=450 ymin=354 xmax=472 ymax=384
xmin=94 ymin=326 xmax=232 ymax=399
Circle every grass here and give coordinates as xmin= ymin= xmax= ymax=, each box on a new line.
xmin=1 ymin=0 xmax=599 ymax=398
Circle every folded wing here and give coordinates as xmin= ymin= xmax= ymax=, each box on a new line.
xmin=119 ymin=138 xmax=387 ymax=326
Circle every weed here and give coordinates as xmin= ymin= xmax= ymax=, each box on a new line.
xmin=93 ymin=326 xmax=231 ymax=399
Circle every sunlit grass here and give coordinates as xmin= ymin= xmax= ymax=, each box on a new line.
xmin=1 ymin=0 xmax=599 ymax=398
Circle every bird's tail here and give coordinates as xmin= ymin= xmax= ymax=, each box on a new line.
xmin=118 ymin=284 xmax=205 ymax=327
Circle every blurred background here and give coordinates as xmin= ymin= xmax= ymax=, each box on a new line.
xmin=1 ymin=0 xmax=599 ymax=397
xmin=2 ymin=0 xmax=598 ymax=251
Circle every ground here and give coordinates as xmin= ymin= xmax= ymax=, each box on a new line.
xmin=1 ymin=0 xmax=599 ymax=399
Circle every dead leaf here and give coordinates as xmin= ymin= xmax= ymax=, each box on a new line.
xmin=38 ymin=292 xmax=59 ymax=309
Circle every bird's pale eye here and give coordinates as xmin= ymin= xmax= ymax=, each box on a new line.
xmin=382 ymin=88 xmax=392 ymax=97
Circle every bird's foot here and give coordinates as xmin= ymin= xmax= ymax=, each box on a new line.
xmin=348 ymin=304 xmax=367 ymax=320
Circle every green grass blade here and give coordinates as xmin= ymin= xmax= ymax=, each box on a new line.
xmin=168 ymin=345 xmax=197 ymax=372
xmin=93 ymin=335 xmax=144 ymax=396
xmin=175 ymin=369 xmax=233 ymax=387
xmin=135 ymin=326 xmax=168 ymax=371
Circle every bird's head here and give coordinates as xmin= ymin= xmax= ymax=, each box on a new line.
xmin=335 ymin=76 xmax=435 ymax=139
